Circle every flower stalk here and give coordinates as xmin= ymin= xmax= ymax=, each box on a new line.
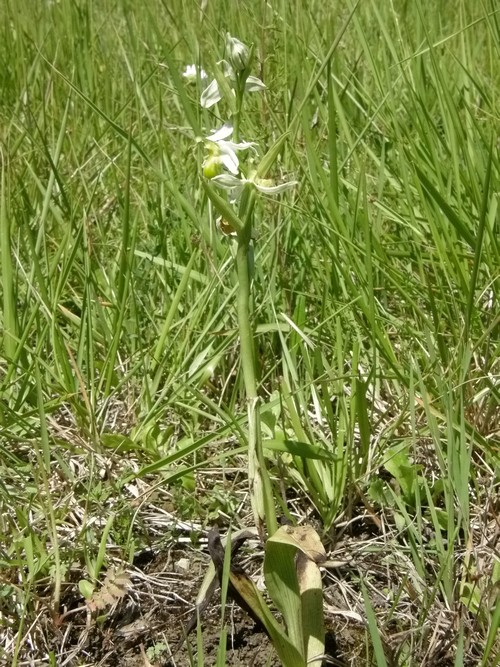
xmin=196 ymin=34 xmax=295 ymax=538
xmin=236 ymin=187 xmax=277 ymax=537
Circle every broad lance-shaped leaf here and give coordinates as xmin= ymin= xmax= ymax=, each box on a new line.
xmin=208 ymin=527 xmax=305 ymax=667
xmin=268 ymin=524 xmax=326 ymax=563
xmin=264 ymin=525 xmax=326 ymax=663
xmin=227 ymin=572 xmax=305 ymax=667
xmin=297 ymin=552 xmax=324 ymax=666
xmin=264 ymin=529 xmax=303 ymax=654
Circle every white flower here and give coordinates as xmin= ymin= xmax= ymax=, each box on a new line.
xmin=203 ymin=125 xmax=256 ymax=178
xmin=226 ymin=33 xmax=250 ymax=71
xmin=200 ymin=60 xmax=266 ymax=109
xmin=182 ymin=64 xmax=208 ymax=83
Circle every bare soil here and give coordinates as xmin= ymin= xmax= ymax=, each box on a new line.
xmin=11 ymin=506 xmax=494 ymax=666
xmin=52 ymin=544 xmax=351 ymax=667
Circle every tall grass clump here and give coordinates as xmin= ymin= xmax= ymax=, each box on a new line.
xmin=0 ymin=0 xmax=498 ymax=665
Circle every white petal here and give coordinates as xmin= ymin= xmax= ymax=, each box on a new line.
xmin=254 ymin=180 xmax=298 ymax=194
xmin=217 ymin=59 xmax=234 ymax=78
xmin=211 ymin=174 xmax=244 ymax=189
xmin=220 ymin=152 xmax=240 ymax=174
xmin=245 ymin=76 xmax=266 ymax=93
xmin=200 ymin=79 xmax=222 ymax=108
xmin=219 ymin=139 xmax=257 ymax=152
xmin=208 ymin=124 xmax=233 ymax=142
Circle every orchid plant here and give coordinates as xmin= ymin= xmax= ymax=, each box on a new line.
xmin=196 ymin=34 xmax=297 ymax=538
xmin=173 ymin=34 xmax=327 ymax=667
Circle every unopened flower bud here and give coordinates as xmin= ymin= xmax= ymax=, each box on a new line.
xmin=226 ymin=33 xmax=250 ymax=71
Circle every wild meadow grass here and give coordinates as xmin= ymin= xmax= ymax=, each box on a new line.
xmin=0 ymin=0 xmax=498 ymax=665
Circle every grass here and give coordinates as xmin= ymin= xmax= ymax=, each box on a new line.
xmin=0 ymin=0 xmax=499 ymax=665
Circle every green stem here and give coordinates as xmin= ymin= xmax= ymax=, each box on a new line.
xmin=232 ymin=74 xmax=245 ymax=145
xmin=236 ymin=193 xmax=277 ymax=538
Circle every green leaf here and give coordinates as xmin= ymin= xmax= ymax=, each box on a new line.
xmin=265 ymin=534 xmax=303 ymax=654
xmin=94 ymin=513 xmax=115 ymax=581
xmin=361 ymin=579 xmax=388 ymax=667
xmin=79 ymin=579 xmax=95 ymax=600
xmin=100 ymin=433 xmax=138 ymax=453
xmin=263 ymin=438 xmax=333 ymax=461
xmin=415 ymin=166 xmax=474 ymax=248
xmin=228 ymin=569 xmax=305 ymax=667
xmin=255 ymin=132 xmax=290 ymax=180
xmin=265 ymin=525 xmax=326 ymax=661
xmin=383 ymin=445 xmax=418 ymax=501
xmin=297 ymin=553 xmax=324 ymax=666
xmin=355 ymin=377 xmax=371 ymax=465
xmin=481 ymin=597 xmax=500 ymax=667
xmin=201 ymin=181 xmax=244 ymax=233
